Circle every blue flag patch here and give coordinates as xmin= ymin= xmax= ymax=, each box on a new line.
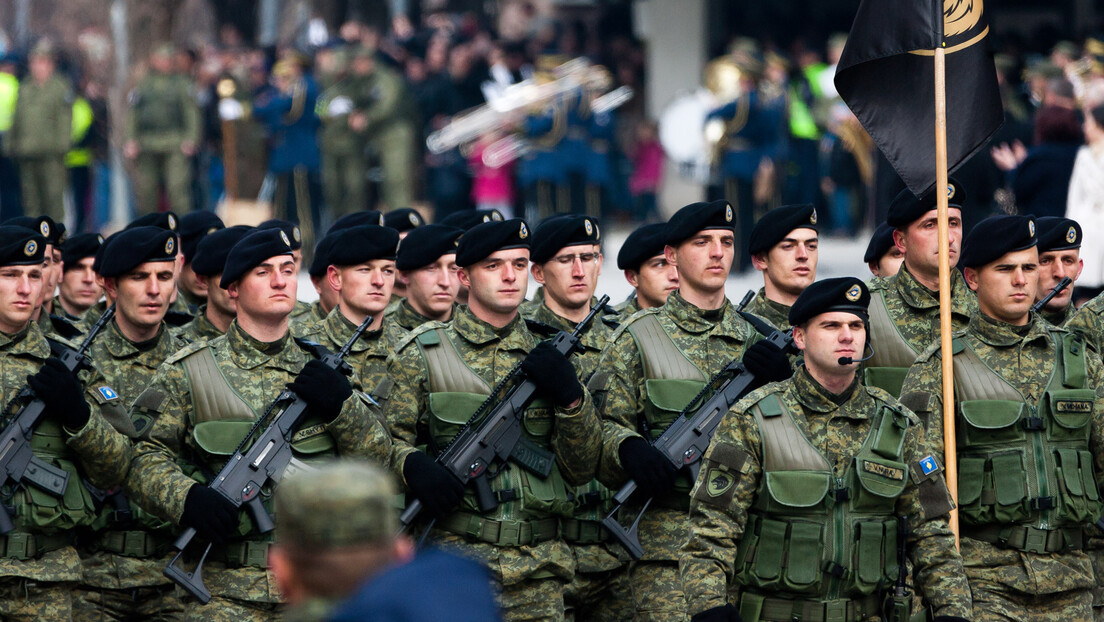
xmin=98 ymin=386 xmax=118 ymax=401
xmin=919 ymin=455 xmax=938 ymax=475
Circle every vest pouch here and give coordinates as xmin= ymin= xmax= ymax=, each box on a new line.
xmin=862 ymin=367 xmax=908 ymax=398
xmin=289 ymin=417 xmax=337 ymax=456
xmin=882 ymin=518 xmax=899 ymax=582
xmin=1045 ymin=389 xmax=1095 ymax=443
xmin=845 ymin=519 xmax=892 ymax=595
xmin=763 ymin=471 xmax=830 ymax=513
xmin=643 ymin=379 xmax=706 ymax=434
xmin=192 ymin=420 xmax=259 ymax=457
xmin=990 ymin=451 xmax=1030 ymax=523
xmin=1054 ymin=448 xmax=1102 ymax=524
xmin=782 ymin=520 xmax=823 ymax=594
xmin=522 ymin=398 xmax=555 ymax=439
xmin=747 ymin=516 xmax=787 ymax=590
xmin=956 ymin=456 xmax=988 ymax=524
xmin=518 ymin=466 xmax=574 ymax=519
xmin=427 ymin=392 xmax=487 ymax=450
xmin=17 ymin=458 xmax=95 ymax=533
xmin=852 ymin=457 xmax=908 ymax=512
xmin=958 ymin=400 xmax=1025 ymax=447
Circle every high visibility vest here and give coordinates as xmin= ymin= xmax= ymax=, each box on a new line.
xmin=65 ymin=97 xmax=93 ymax=168
xmin=0 ymin=72 xmax=18 ymax=133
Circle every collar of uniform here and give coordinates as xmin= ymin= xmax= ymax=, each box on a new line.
xmin=52 ymin=296 xmax=82 ymax=322
xmin=104 ymin=319 xmax=173 ymax=360
xmin=451 ymin=304 xmax=531 ymax=349
xmin=665 ymin=290 xmax=746 ymax=337
xmin=755 ymin=287 xmax=791 ymax=319
xmin=190 ymin=306 xmax=222 ymax=339
xmin=1041 ymin=303 xmax=1074 ymax=328
xmin=527 ymin=296 xmax=611 ymax=349
xmin=969 ymin=312 xmax=1052 ymax=348
xmin=893 ymin=263 xmax=971 ymax=314
xmin=226 ymin=319 xmax=297 ymax=370
xmin=0 ymin=322 xmax=50 ymax=358
xmin=323 ymin=307 xmax=377 ymax=353
xmin=792 ymin=365 xmax=867 ymax=415
xmin=395 ymin=298 xmax=433 ymax=328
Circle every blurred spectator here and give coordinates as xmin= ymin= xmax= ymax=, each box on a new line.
xmin=0 ymin=53 xmax=20 ymax=220
xmin=469 ymin=130 xmax=515 ymax=218
xmin=992 ymin=105 xmax=1082 ymax=218
xmin=628 ymin=119 xmax=662 ymax=222
xmin=1066 ymin=103 xmax=1104 ymax=302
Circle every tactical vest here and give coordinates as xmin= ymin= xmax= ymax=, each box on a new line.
xmin=9 ymin=418 xmax=98 ymax=537
xmin=414 ymin=328 xmax=574 ymax=532
xmin=735 ymin=393 xmax=908 ymax=602
xmin=627 ymin=314 xmax=709 ymax=505
xmin=863 ymin=290 xmax=919 ymax=397
xmin=951 ymin=332 xmax=1101 ymax=550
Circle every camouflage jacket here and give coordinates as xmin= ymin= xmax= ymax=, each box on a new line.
xmin=521 ymin=295 xmax=618 ymax=381
xmin=1040 ymin=302 xmax=1075 ymax=328
xmin=680 ymin=367 xmax=971 ymax=617
xmin=290 ymin=300 xmax=326 ymax=334
xmin=741 ymin=286 xmax=790 ymax=330
xmin=866 ymin=264 xmax=976 ymax=359
xmin=899 ymin=312 xmax=1104 ymax=593
xmin=295 ymin=307 xmax=408 ymax=403
xmin=612 ymin=293 xmax=641 ymax=320
xmin=386 ymin=298 xmax=455 ymax=332
xmin=88 ymin=321 xmax=186 ymax=409
xmin=176 ymin=305 xmax=225 ymax=344
xmin=1066 ymin=293 xmax=1104 ymax=353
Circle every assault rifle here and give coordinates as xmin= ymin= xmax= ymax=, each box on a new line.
xmin=602 ymin=304 xmax=797 ymax=559
xmin=884 ymin=516 xmax=911 ymax=622
xmin=164 ymin=315 xmax=372 ymax=604
xmin=399 ymin=295 xmax=610 ymax=534
xmin=1031 ymin=276 xmax=1072 ymax=314
xmin=0 ymin=304 xmax=116 ymax=534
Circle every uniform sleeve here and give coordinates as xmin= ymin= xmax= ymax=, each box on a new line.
xmin=361 ymin=70 xmax=404 ymax=128
xmin=680 ymin=401 xmax=762 ymax=615
xmin=551 ymin=388 xmax=601 ymax=486
xmin=898 ymin=356 xmax=946 ymax=457
xmin=123 ymin=365 xmax=199 ymax=524
xmin=587 ymin=331 xmax=647 ymax=489
xmin=1083 ymin=350 xmax=1104 ymax=494
xmin=66 ymin=367 xmax=135 ymax=489
xmin=183 ymin=83 xmax=201 ymax=145
xmin=381 ymin=344 xmax=430 ymax=482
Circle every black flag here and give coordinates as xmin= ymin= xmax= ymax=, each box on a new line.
xmin=834 ymin=0 xmax=1003 ymax=196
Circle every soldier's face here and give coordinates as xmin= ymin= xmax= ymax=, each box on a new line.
xmin=204 ymin=275 xmax=236 ymax=317
xmin=1037 ymin=249 xmax=1082 ymax=311
xmin=627 ymin=255 xmax=679 ymax=309
xmin=459 ymin=249 xmax=529 ymax=320
xmin=60 ymin=257 xmax=103 ymax=311
xmin=532 ymin=244 xmax=602 ymax=314
xmin=37 ymin=245 xmax=59 ymax=308
xmin=963 ymin=247 xmax=1039 ymax=326
xmin=666 ymin=231 xmax=734 ymax=297
xmin=752 ymin=229 xmax=818 ymax=297
xmin=0 ymin=264 xmax=43 ymax=334
xmin=179 ymin=263 xmax=208 ymax=299
xmin=793 ymin=311 xmax=866 ymax=378
xmin=895 ymin=209 xmax=962 ymax=279
xmin=105 ymin=261 xmax=175 ymax=332
xmin=403 ymin=255 xmax=460 ymax=318
xmin=310 ymin=274 xmax=340 ymax=315
xmin=332 ymin=259 xmax=396 ymax=319
xmin=229 ymin=255 xmax=298 ymax=321
xmin=869 ymin=247 xmax=905 ymax=278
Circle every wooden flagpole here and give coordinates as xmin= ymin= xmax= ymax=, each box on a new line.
xmin=933 ymin=42 xmax=959 ymax=547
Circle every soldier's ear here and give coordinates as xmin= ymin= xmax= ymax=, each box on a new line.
xmin=663 ymin=244 xmax=678 ymax=267
xmin=530 ymin=262 xmax=545 ymax=285
xmin=102 ymin=277 xmax=118 ymax=299
xmin=624 ymin=269 xmax=639 ymax=289
xmin=962 ymin=267 xmax=980 ymax=292
xmin=792 ymin=325 xmax=807 ymax=351
xmin=457 ymin=267 xmax=472 ymax=289
xmin=326 ymin=265 xmax=343 ymax=293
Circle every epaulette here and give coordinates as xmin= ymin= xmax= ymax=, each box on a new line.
xmin=866 ymin=275 xmax=890 ymax=293
xmin=294 ymin=337 xmax=334 ymax=360
xmin=601 ymin=315 xmax=621 ymax=330
xmin=164 ymin=309 xmax=194 ymax=328
xmin=394 ymin=320 xmax=448 ymax=353
xmin=48 ymin=314 xmax=83 ymax=340
xmin=525 ymin=318 xmax=558 ymax=337
xmin=164 ymin=336 xmax=216 ymax=365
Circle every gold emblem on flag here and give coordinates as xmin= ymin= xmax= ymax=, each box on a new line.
xmin=910 ymin=0 xmax=988 ymax=56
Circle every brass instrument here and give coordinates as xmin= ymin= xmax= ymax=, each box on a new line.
xmin=659 ymin=55 xmax=747 ymax=182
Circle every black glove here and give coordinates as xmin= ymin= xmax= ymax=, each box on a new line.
xmin=618 ymin=437 xmax=677 ymax=498
xmin=691 ymin=605 xmax=742 ymax=622
xmin=520 ymin=341 xmax=583 ymax=408
xmin=182 ymin=485 xmax=239 ymax=544
xmin=287 ymin=359 xmax=352 ymax=423
xmin=403 ymin=451 xmax=464 ymax=519
xmin=27 ymin=357 xmax=90 ymax=430
xmin=742 ymin=340 xmax=793 ymax=386
xmin=932 ymin=617 xmax=970 ymax=622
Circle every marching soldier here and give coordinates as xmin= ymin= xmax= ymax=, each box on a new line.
xmin=7 ymin=40 xmax=72 ymax=222
xmin=1033 ymin=216 xmax=1083 ymax=327
xmin=383 ymin=208 xmax=425 ymax=304
xmin=383 ymin=218 xmax=602 ymax=620
xmin=176 ymin=225 xmax=252 ymax=344
xmin=56 ymin=232 xmax=104 ymax=321
xmin=125 ymin=44 xmax=200 ymax=215
xmin=176 ymin=210 xmax=225 ymax=312
xmin=587 ymin=200 xmax=793 ymax=621
xmin=350 ymin=46 xmax=415 ymax=211
xmin=6 ymin=215 xmax=80 ymax=340
xmin=744 ymin=203 xmax=819 ymax=329
xmin=681 ymin=277 xmax=971 ymax=622
xmin=901 ymin=215 xmax=1104 ymax=621
xmin=863 ymin=180 xmax=977 ymax=396
xmin=388 ymin=224 xmax=463 ymax=331
xmin=613 ymin=222 xmax=679 ymax=318
xmin=254 ymin=219 xmax=313 ymax=324
xmin=864 ymin=222 xmax=904 ymax=278
xmin=297 ymin=211 xmax=384 ymax=331
xmin=120 ymin=228 xmax=391 ymax=619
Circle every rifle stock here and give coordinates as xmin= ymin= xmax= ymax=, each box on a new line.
xmin=164 ymin=315 xmax=372 ymax=603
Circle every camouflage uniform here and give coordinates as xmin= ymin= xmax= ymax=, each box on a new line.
xmin=122 ymin=320 xmax=391 ymax=621
xmin=176 ymin=305 xmax=225 ymax=344
xmin=612 ymin=294 xmax=641 ymax=320
xmin=295 ymin=307 xmax=408 ymax=405
xmin=741 ymin=287 xmax=791 ymax=330
xmin=385 ymin=298 xmax=454 ymax=332
xmin=863 ymin=265 xmax=976 ymax=396
xmin=1040 ymin=304 xmax=1075 ymax=329
xmin=125 ymin=71 xmax=200 ymax=214
xmin=384 ymin=305 xmax=602 ymax=621
xmin=1066 ymin=294 xmax=1104 ymax=353
xmin=587 ymin=290 xmax=764 ymax=621
xmin=900 ymin=313 xmax=1104 ymax=621
xmin=522 ymin=294 xmax=631 ymax=622
xmin=7 ymin=73 xmax=72 ymax=222
xmin=74 ymin=321 xmax=188 ymax=622
xmin=681 ymin=366 xmax=971 ymax=620
xmin=289 ymin=300 xmax=324 ymax=333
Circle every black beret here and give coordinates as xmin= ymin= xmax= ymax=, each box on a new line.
xmin=789 ymin=277 xmax=870 ymax=326
xmin=456 ymin=219 xmax=530 ymax=267
xmin=886 ymin=178 xmax=965 ymax=228
xmin=0 ymin=226 xmax=46 ymax=267
xmin=178 ymin=211 xmax=225 ymax=263
xmin=126 ymin=211 xmax=179 ymax=233
xmin=748 ymin=204 xmax=818 ymax=256
xmin=92 ymin=231 xmax=116 ymax=274
xmin=383 ymin=208 xmax=425 ymax=232
xmin=256 ymin=219 xmax=302 ymax=250
xmin=1034 ymin=216 xmax=1081 ymax=253
xmin=396 ymin=225 xmax=463 ymax=271
xmin=960 ymin=215 xmax=1037 ymax=269
xmin=4 ymin=215 xmax=63 ymax=246
xmin=61 ymin=233 xmax=104 ymax=269
xmin=863 ymin=223 xmax=897 ymax=263
xmin=666 ymin=200 xmax=734 ymax=246
xmin=97 ymin=227 xmax=178 ymax=278
xmin=191 ymin=226 xmax=253 ymax=277
xmin=219 ymin=228 xmax=296 ymax=288
xmin=326 ymin=225 xmax=400 ymax=266
xmin=309 ymin=232 xmax=339 ymax=277
xmin=617 ymin=223 xmax=668 ymax=271
xmin=530 ymin=215 xmax=601 ymax=264
xmin=329 ymin=211 xmax=384 ymax=234
xmin=438 ymin=208 xmax=505 ymax=231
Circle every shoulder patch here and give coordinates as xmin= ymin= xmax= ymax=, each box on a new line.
xmin=98 ymin=386 xmax=118 ymax=401
xmin=919 ymin=455 xmax=939 ymax=476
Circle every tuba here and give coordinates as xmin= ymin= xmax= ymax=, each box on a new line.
xmin=658 ymin=56 xmax=745 ymax=183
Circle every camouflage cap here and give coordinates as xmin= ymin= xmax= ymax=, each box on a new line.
xmin=275 ymin=459 xmax=396 ymax=550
